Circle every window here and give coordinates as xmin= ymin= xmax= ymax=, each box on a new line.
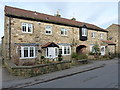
xmin=20 ymin=46 xmax=36 ymax=59
xmin=82 ymin=28 xmax=87 ymax=36
xmin=61 ymin=28 xmax=68 ymax=36
xmin=55 ymin=48 xmax=58 ymax=56
xmin=45 ymin=25 xmax=52 ymax=35
xmin=59 ymin=47 xmax=62 ymax=55
xmin=100 ymin=33 xmax=104 ymax=39
xmin=59 ymin=46 xmax=71 ymax=55
xmin=45 ymin=48 xmax=49 ymax=57
xmin=64 ymin=47 xmax=67 ymax=54
xmin=91 ymin=32 xmax=96 ymax=38
xmin=22 ymin=23 xmax=33 ymax=33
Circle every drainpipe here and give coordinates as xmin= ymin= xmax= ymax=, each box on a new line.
xmin=8 ymin=16 xmax=11 ymax=61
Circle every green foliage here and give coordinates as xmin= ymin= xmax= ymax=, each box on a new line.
xmin=76 ymin=54 xmax=88 ymax=60
xmin=58 ymin=54 xmax=63 ymax=61
xmin=41 ymin=56 xmax=45 ymax=59
xmin=58 ymin=54 xmax=62 ymax=57
xmin=89 ymin=52 xmax=95 ymax=55
xmin=92 ymin=44 xmax=100 ymax=54
xmin=71 ymin=52 xmax=78 ymax=58
xmin=71 ymin=52 xmax=88 ymax=60
xmin=58 ymin=57 xmax=63 ymax=61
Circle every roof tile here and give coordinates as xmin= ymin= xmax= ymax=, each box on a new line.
xmin=5 ymin=5 xmax=107 ymax=32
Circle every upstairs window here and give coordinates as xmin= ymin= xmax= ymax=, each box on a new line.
xmin=100 ymin=33 xmax=104 ymax=39
xmin=82 ymin=28 xmax=87 ymax=36
xmin=45 ymin=25 xmax=52 ymax=35
xmin=22 ymin=23 xmax=33 ymax=33
xmin=61 ymin=28 xmax=68 ymax=36
xmin=91 ymin=32 xmax=96 ymax=38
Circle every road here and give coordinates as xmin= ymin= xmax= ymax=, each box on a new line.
xmin=26 ymin=62 xmax=118 ymax=88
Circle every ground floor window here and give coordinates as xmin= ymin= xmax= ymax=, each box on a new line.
xmin=59 ymin=46 xmax=71 ymax=55
xmin=20 ymin=46 xmax=37 ymax=59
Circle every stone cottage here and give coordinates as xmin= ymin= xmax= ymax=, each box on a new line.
xmin=106 ymin=24 xmax=120 ymax=55
xmin=2 ymin=6 xmax=116 ymax=66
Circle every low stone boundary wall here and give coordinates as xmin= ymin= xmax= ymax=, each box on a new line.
xmin=4 ymin=60 xmax=71 ymax=77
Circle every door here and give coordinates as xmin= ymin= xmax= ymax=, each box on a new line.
xmin=47 ymin=47 xmax=58 ymax=59
xmin=101 ymin=46 xmax=105 ymax=56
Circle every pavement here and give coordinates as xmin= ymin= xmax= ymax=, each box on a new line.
xmin=2 ymin=58 xmax=118 ymax=89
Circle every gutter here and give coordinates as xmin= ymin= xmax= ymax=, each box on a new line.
xmin=8 ymin=16 xmax=11 ymax=60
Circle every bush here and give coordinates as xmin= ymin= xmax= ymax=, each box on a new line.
xmin=41 ymin=56 xmax=45 ymax=59
xmin=89 ymin=52 xmax=95 ymax=55
xmin=58 ymin=57 xmax=63 ymax=61
xmin=77 ymin=54 xmax=88 ymax=60
xmin=58 ymin=54 xmax=62 ymax=57
xmin=58 ymin=54 xmax=63 ymax=61
xmin=71 ymin=52 xmax=78 ymax=58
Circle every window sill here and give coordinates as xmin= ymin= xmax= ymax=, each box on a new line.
xmin=62 ymin=54 xmax=71 ymax=56
xmin=82 ymin=35 xmax=87 ymax=37
xmin=61 ymin=35 xmax=68 ymax=37
xmin=45 ymin=34 xmax=52 ymax=36
xmin=22 ymin=32 xmax=33 ymax=34
xmin=20 ymin=57 xmax=36 ymax=59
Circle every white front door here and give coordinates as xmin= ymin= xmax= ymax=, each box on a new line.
xmin=101 ymin=46 xmax=105 ymax=56
xmin=46 ymin=47 xmax=58 ymax=59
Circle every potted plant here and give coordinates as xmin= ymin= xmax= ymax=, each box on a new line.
xmin=58 ymin=54 xmax=63 ymax=61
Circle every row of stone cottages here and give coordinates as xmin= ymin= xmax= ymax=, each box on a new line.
xmin=1 ymin=6 xmax=116 ymax=66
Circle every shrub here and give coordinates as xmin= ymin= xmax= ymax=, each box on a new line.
xmin=58 ymin=54 xmax=62 ymax=57
xmin=71 ymin=52 xmax=78 ymax=58
xmin=41 ymin=56 xmax=45 ymax=59
xmin=58 ymin=57 xmax=63 ymax=61
xmin=77 ymin=54 xmax=88 ymax=60
xmin=58 ymin=54 xmax=63 ymax=61
xmin=89 ymin=52 xmax=95 ymax=55
xmin=93 ymin=44 xmax=100 ymax=53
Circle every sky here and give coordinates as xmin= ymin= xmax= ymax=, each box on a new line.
xmin=0 ymin=0 xmax=119 ymax=42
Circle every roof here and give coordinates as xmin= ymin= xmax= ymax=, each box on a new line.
xmin=4 ymin=6 xmax=107 ymax=32
xmin=102 ymin=40 xmax=116 ymax=45
xmin=113 ymin=24 xmax=120 ymax=27
xmin=42 ymin=42 xmax=59 ymax=48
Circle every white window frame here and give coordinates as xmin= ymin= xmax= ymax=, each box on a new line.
xmin=21 ymin=23 xmax=33 ymax=33
xmin=45 ymin=25 xmax=52 ymax=35
xmin=20 ymin=46 xmax=36 ymax=59
xmin=100 ymin=33 xmax=104 ymax=39
xmin=60 ymin=28 xmax=68 ymax=36
xmin=91 ymin=32 xmax=96 ymax=38
xmin=82 ymin=28 xmax=87 ymax=36
xmin=59 ymin=46 xmax=71 ymax=56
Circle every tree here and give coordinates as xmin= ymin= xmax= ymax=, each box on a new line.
xmin=92 ymin=44 xmax=100 ymax=54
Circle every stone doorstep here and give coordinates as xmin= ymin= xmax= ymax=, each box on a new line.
xmin=3 ymin=64 xmax=105 ymax=89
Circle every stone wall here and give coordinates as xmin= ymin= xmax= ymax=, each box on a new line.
xmin=4 ymin=60 xmax=71 ymax=76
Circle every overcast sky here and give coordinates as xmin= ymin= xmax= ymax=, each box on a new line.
xmin=0 ymin=0 xmax=119 ymax=42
